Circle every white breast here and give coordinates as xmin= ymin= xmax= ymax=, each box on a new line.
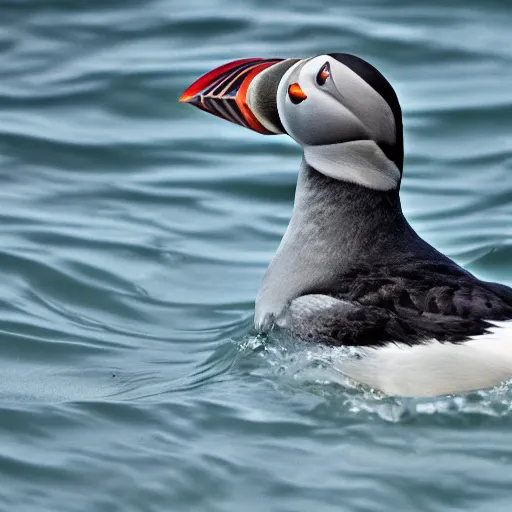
xmin=336 ymin=322 xmax=512 ymax=397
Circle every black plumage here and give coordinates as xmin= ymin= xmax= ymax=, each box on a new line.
xmin=309 ymin=258 xmax=512 ymax=346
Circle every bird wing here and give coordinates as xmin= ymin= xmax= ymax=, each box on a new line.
xmin=276 ymin=259 xmax=512 ymax=346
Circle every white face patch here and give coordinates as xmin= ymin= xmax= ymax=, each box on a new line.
xmin=276 ymin=55 xmax=400 ymax=190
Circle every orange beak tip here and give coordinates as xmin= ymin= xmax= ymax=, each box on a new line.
xmin=179 ymin=92 xmax=191 ymax=103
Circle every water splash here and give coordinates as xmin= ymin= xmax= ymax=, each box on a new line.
xmin=236 ymin=332 xmax=512 ymax=423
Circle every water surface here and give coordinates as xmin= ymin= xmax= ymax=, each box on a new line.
xmin=1 ymin=1 xmax=512 ymax=510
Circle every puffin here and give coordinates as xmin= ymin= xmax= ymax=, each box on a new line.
xmin=180 ymin=53 xmax=512 ymax=397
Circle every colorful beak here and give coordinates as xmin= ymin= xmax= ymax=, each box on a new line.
xmin=179 ymin=58 xmax=286 ymax=135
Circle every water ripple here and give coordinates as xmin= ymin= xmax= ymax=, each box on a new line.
xmin=0 ymin=0 xmax=512 ymax=511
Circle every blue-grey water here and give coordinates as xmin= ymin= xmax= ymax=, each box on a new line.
xmin=1 ymin=1 xmax=512 ymax=511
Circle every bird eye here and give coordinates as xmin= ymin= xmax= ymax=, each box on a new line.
xmin=316 ymin=62 xmax=330 ymax=86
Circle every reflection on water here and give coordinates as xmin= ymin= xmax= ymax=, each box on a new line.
xmin=0 ymin=0 xmax=511 ymax=511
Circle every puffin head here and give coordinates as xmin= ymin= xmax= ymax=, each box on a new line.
xmin=180 ymin=54 xmax=403 ymax=191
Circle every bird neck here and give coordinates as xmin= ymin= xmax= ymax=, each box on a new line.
xmin=254 ymin=158 xmax=432 ymax=332
xmin=303 ymin=140 xmax=401 ymax=191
